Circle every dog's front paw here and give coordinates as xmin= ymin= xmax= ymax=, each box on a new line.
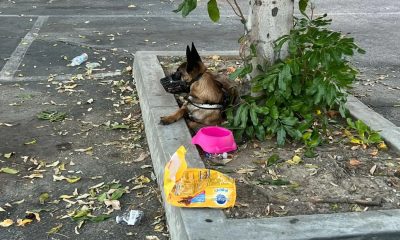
xmin=160 ymin=116 xmax=173 ymax=125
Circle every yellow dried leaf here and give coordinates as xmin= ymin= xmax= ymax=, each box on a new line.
xmin=4 ymin=152 xmax=13 ymax=158
xmin=59 ymin=195 xmax=75 ymax=199
xmin=64 ymin=84 xmax=78 ymax=89
xmin=24 ymin=139 xmax=37 ymax=145
xmin=23 ymin=173 xmax=44 ymax=179
xmin=286 ymin=155 xmax=302 ymax=165
xmin=0 ymin=219 xmax=14 ymax=227
xmin=343 ymin=129 xmax=352 ymax=137
xmin=350 ymin=137 xmax=362 ymax=145
xmin=46 ymin=160 xmax=60 ymax=167
xmin=74 ymin=147 xmax=93 ymax=152
xmin=17 ymin=218 xmax=32 ymax=227
xmin=0 ymin=207 xmax=6 ymax=212
xmin=66 ymin=177 xmax=81 ymax=183
xmin=377 ymin=142 xmax=388 ymax=151
xmin=47 ymin=224 xmax=63 ymax=235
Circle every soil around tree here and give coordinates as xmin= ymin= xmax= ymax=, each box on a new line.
xmin=159 ymin=55 xmax=400 ymax=219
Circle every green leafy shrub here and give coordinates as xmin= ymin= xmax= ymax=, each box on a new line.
xmin=225 ymin=6 xmax=365 ymax=146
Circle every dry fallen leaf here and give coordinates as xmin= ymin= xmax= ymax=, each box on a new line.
xmin=377 ymin=142 xmax=388 ymax=151
xmin=47 ymin=224 xmax=63 ymax=235
xmin=0 ymin=219 xmax=14 ymax=227
xmin=26 ymin=212 xmax=41 ymax=222
xmin=146 ymin=236 xmax=160 ymax=240
xmin=0 ymin=207 xmax=6 ymax=212
xmin=17 ymin=218 xmax=33 ymax=227
xmin=46 ymin=160 xmax=60 ymax=168
xmin=3 ymin=152 xmax=14 ymax=159
xmin=349 ymin=159 xmax=361 ymax=166
xmin=0 ymin=167 xmax=19 ymax=174
xmin=23 ymin=173 xmax=44 ymax=179
xmin=104 ymin=199 xmax=121 ymax=210
xmin=236 ymin=168 xmax=257 ymax=174
xmin=133 ymin=152 xmax=149 ymax=162
xmin=370 ymin=164 xmax=377 ymax=175
xmin=286 ymin=155 xmax=302 ymax=165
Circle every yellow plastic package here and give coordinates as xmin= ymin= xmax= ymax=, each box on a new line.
xmin=164 ymin=146 xmax=236 ymax=208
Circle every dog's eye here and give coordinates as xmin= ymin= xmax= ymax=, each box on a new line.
xmin=171 ymin=71 xmax=182 ymax=81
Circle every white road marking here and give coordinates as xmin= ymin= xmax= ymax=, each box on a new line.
xmin=0 ymin=16 xmax=48 ymax=80
xmin=0 ymin=71 xmax=122 ymax=82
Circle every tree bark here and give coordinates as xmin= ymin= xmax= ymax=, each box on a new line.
xmin=248 ymin=0 xmax=294 ymax=74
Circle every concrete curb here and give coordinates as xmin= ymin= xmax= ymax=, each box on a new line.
xmin=133 ymin=51 xmax=400 ymax=240
xmin=346 ymin=95 xmax=400 ymax=152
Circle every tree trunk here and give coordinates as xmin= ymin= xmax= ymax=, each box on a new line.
xmin=247 ymin=0 xmax=294 ymax=74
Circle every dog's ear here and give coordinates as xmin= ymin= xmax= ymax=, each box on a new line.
xmin=190 ymin=42 xmax=202 ymax=63
xmin=186 ymin=45 xmax=191 ymax=61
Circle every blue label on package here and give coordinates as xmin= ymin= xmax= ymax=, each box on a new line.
xmin=216 ymin=194 xmax=227 ymax=204
xmin=191 ymin=192 xmax=206 ymax=203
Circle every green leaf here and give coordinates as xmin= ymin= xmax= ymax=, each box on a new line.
xmin=110 ymin=188 xmax=125 ymax=200
xmin=250 ymin=108 xmax=259 ymax=126
xmin=299 ymin=0 xmax=309 ymax=16
xmin=88 ymin=215 xmax=111 ymax=223
xmin=207 ymin=0 xmax=220 ymax=22
xmin=255 ymin=125 xmax=266 ymax=141
xmin=281 ymin=116 xmax=297 ymax=126
xmin=270 ymin=106 xmax=279 ymax=120
xmin=39 ymin=192 xmax=50 ymax=204
xmin=229 ymin=67 xmax=244 ymax=80
xmin=267 ymin=154 xmax=280 ymax=166
xmin=357 ymin=48 xmax=366 ymax=54
xmin=240 ymin=105 xmax=249 ymax=128
xmin=368 ymin=132 xmax=382 ymax=143
xmin=259 ymin=178 xmax=290 ymax=186
xmin=0 ymin=167 xmax=19 ymax=174
xmin=233 ymin=104 xmax=244 ymax=127
xmin=245 ymin=126 xmax=255 ymax=138
xmin=97 ymin=193 xmax=107 ymax=202
xmin=174 ymin=0 xmax=197 ymax=17
xmin=277 ymin=127 xmax=286 ymax=146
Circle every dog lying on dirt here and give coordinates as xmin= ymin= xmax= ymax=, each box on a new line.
xmin=160 ymin=43 xmax=237 ymax=130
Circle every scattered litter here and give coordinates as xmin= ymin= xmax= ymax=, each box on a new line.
xmin=70 ymin=53 xmax=88 ymax=66
xmin=115 ymin=210 xmax=143 ymax=225
xmin=86 ymin=62 xmax=101 ymax=69
xmin=37 ymin=111 xmax=67 ymax=122
xmin=164 ymin=146 xmax=236 ymax=208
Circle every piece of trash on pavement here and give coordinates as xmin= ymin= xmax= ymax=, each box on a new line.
xmin=164 ymin=146 xmax=236 ymax=208
xmin=86 ymin=62 xmax=101 ymax=69
xmin=70 ymin=53 xmax=88 ymax=66
xmin=115 ymin=210 xmax=144 ymax=225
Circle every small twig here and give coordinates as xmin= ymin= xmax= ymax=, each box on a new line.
xmin=242 ymin=177 xmax=287 ymax=204
xmin=52 ymin=232 xmax=70 ymax=239
xmin=225 ymin=0 xmax=241 ymax=19
xmin=310 ymin=197 xmax=382 ymax=206
xmin=225 ymin=0 xmax=249 ymax=33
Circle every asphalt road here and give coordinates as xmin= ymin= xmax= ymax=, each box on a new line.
xmin=0 ymin=1 xmax=399 ymax=239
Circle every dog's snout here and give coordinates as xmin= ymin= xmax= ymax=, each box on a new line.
xmin=171 ymin=71 xmax=182 ymax=81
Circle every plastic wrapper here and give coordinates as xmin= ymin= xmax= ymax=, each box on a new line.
xmin=164 ymin=146 xmax=236 ymax=208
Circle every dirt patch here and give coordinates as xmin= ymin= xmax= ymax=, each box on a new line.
xmin=159 ymin=55 xmax=400 ymax=219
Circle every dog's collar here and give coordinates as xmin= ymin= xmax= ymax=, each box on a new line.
xmin=188 ymin=72 xmax=204 ymax=85
xmin=187 ymin=96 xmax=223 ymax=110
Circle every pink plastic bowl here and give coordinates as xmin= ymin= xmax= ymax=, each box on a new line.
xmin=191 ymin=126 xmax=237 ymax=154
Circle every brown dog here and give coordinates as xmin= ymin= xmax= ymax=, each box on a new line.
xmin=160 ymin=43 xmax=236 ymax=130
